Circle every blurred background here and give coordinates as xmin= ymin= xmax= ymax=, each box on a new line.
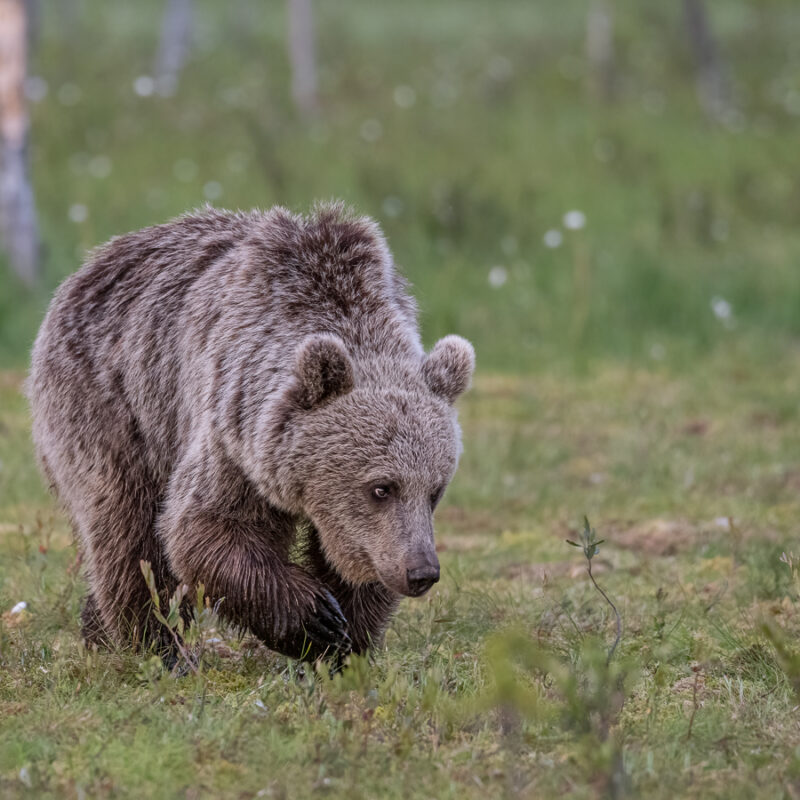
xmin=1 ymin=0 xmax=799 ymax=371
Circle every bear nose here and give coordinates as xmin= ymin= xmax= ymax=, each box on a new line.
xmin=406 ymin=563 xmax=440 ymax=597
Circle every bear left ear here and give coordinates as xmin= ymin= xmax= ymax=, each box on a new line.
xmin=422 ymin=335 xmax=475 ymax=404
xmin=293 ymin=334 xmax=355 ymax=409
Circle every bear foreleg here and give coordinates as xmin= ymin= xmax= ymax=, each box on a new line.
xmin=162 ymin=508 xmax=352 ymax=662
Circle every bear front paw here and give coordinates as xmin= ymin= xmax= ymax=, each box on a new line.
xmin=298 ymin=586 xmax=352 ymax=663
xmin=270 ymin=568 xmax=352 ymax=663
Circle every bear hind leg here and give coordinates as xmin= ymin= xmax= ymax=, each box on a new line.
xmin=78 ymin=454 xmax=179 ymax=653
xmin=80 ymin=592 xmax=110 ymax=648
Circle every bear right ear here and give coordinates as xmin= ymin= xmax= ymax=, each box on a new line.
xmin=422 ymin=335 xmax=475 ymax=404
xmin=293 ymin=334 xmax=355 ymax=409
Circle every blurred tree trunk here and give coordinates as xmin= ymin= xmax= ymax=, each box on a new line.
xmin=155 ymin=0 xmax=193 ymax=96
xmin=586 ymin=0 xmax=614 ymax=102
xmin=0 ymin=0 xmax=39 ymax=286
xmin=26 ymin=0 xmax=41 ymax=44
xmin=287 ymin=0 xmax=318 ymax=116
xmin=683 ymin=0 xmax=730 ymax=119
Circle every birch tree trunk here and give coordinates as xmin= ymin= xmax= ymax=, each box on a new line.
xmin=683 ymin=0 xmax=730 ymax=119
xmin=154 ymin=0 xmax=193 ymax=96
xmin=0 ymin=0 xmax=38 ymax=286
xmin=586 ymin=0 xmax=614 ymax=102
xmin=287 ymin=0 xmax=318 ymax=116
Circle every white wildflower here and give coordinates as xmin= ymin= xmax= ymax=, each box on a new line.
xmin=203 ymin=181 xmax=223 ymax=201
xmin=488 ymin=266 xmax=508 ymax=288
xmin=68 ymin=204 xmax=88 ymax=223
xmin=393 ymin=85 xmax=416 ymax=109
xmin=88 ymin=155 xmax=112 ymax=179
xmin=710 ymin=296 xmax=732 ymax=321
xmin=133 ymin=75 xmax=155 ymax=97
xmin=543 ymin=229 xmax=563 ymax=248
xmin=563 ymin=210 xmax=586 ymax=230
xmin=360 ymin=119 xmax=383 ymax=143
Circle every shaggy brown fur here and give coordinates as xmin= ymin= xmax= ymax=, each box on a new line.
xmin=28 ymin=202 xmax=474 ymax=662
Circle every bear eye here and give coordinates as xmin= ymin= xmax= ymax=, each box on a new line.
xmin=371 ymin=485 xmax=392 ymax=501
xmin=430 ymin=486 xmax=445 ymax=508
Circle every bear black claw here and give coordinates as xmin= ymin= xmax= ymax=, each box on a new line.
xmin=316 ymin=588 xmax=348 ymax=628
xmin=299 ymin=588 xmax=352 ymax=659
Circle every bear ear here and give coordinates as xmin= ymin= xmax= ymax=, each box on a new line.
xmin=293 ymin=334 xmax=355 ymax=409
xmin=422 ymin=335 xmax=475 ymax=404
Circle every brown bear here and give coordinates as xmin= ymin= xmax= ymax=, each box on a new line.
xmin=28 ymin=202 xmax=474 ymax=663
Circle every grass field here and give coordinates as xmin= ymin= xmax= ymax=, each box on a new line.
xmin=4 ymin=350 xmax=800 ymax=798
xmin=2 ymin=0 xmax=800 ymax=797
xmin=2 ymin=0 xmax=800 ymax=368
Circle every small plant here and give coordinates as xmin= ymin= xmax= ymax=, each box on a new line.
xmin=567 ymin=515 xmax=622 ymax=664
xmin=139 ymin=559 xmax=218 ymax=676
xmin=476 ymin=516 xmax=636 ymax=793
xmin=779 ymin=550 xmax=800 ymax=597
xmin=762 ymin=552 xmax=800 ymax=699
xmin=482 ymin=628 xmax=635 ymax=794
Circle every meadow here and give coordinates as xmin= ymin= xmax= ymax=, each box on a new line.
xmin=2 ymin=1 xmax=800 ymax=797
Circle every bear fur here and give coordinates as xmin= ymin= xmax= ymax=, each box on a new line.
xmin=28 ymin=203 xmax=474 ymax=662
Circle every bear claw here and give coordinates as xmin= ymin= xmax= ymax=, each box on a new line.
xmin=290 ymin=586 xmax=351 ymax=663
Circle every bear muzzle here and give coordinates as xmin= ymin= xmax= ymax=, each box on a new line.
xmin=404 ymin=559 xmax=440 ymax=597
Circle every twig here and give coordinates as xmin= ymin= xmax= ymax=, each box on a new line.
xmin=566 ymin=516 xmax=623 ymax=664
xmin=703 ymin=579 xmax=729 ymax=615
xmin=139 ymin=560 xmax=199 ymax=675
xmin=686 ymin=666 xmax=702 ymax=739
xmin=560 ymin=599 xmax=585 ymax=638
xmin=587 ymin=559 xmax=622 ymax=665
xmin=163 ymin=616 xmax=199 ymax=676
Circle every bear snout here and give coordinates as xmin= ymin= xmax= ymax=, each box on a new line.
xmin=405 ymin=560 xmax=440 ymax=597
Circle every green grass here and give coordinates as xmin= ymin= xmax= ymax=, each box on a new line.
xmin=2 ymin=0 xmax=800 ymax=369
xmin=4 ymin=352 xmax=800 ymax=798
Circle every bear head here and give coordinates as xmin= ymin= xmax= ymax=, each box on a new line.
xmin=267 ymin=333 xmax=474 ymax=597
